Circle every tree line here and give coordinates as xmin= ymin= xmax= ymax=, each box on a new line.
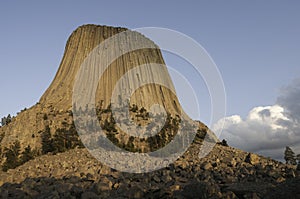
xmin=1 ymin=140 xmax=36 ymax=171
xmin=0 ymin=114 xmax=12 ymax=126
xmin=0 ymin=122 xmax=84 ymax=172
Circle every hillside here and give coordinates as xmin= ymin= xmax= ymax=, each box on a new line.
xmin=0 ymin=143 xmax=298 ymax=198
xmin=0 ymin=24 xmax=299 ymax=198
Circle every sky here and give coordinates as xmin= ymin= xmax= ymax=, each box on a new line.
xmin=0 ymin=1 xmax=299 ymax=161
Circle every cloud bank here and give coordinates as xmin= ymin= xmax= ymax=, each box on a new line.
xmin=213 ymin=78 xmax=300 ymax=161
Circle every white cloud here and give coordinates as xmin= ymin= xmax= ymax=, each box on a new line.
xmin=213 ymin=78 xmax=300 ymax=161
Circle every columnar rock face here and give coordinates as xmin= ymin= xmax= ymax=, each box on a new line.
xmin=40 ymin=25 xmax=127 ymax=109
xmin=40 ymin=24 xmax=181 ymax=114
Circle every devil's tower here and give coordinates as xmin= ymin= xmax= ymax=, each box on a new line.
xmin=0 ymin=24 xmax=198 ymax=158
xmin=40 ymin=24 xmax=181 ymax=115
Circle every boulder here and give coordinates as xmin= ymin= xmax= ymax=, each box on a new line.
xmin=245 ymin=153 xmax=260 ymax=165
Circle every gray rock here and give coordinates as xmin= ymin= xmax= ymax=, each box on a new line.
xmin=81 ymin=191 xmax=99 ymax=199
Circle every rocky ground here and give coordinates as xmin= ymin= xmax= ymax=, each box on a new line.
xmin=0 ymin=143 xmax=299 ymax=199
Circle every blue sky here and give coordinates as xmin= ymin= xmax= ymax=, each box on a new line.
xmin=0 ymin=1 xmax=300 ymax=158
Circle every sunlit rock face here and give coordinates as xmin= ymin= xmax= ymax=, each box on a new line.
xmin=40 ymin=24 xmax=181 ymax=115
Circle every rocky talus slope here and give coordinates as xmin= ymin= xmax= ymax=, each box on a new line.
xmin=0 ymin=24 xmax=299 ymax=198
xmin=0 ymin=143 xmax=299 ymax=198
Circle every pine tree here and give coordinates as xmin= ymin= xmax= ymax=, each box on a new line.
xmin=2 ymin=141 xmax=21 ymax=171
xmin=0 ymin=117 xmax=6 ymax=126
xmin=221 ymin=139 xmax=229 ymax=147
xmin=20 ymin=145 xmax=34 ymax=164
xmin=6 ymin=114 xmax=12 ymax=124
xmin=1 ymin=114 xmax=12 ymax=126
xmin=52 ymin=130 xmax=66 ymax=153
xmin=284 ymin=146 xmax=296 ymax=165
xmin=41 ymin=126 xmax=54 ymax=154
